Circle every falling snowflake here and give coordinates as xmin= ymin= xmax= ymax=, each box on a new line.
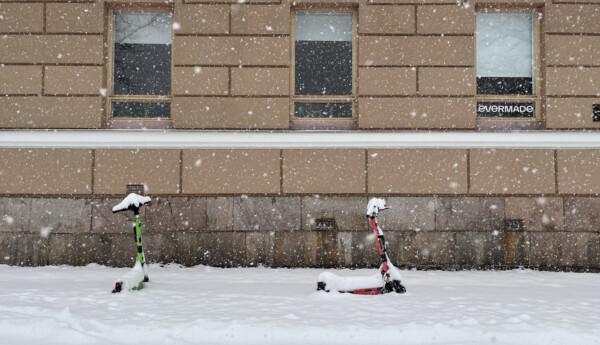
xmin=40 ymin=227 xmax=53 ymax=238
xmin=2 ymin=215 xmax=14 ymax=225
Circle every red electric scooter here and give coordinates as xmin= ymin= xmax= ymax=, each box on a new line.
xmin=317 ymin=198 xmax=406 ymax=294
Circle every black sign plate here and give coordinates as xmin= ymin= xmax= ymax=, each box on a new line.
xmin=593 ymin=104 xmax=600 ymax=122
xmin=477 ymin=102 xmax=535 ymax=118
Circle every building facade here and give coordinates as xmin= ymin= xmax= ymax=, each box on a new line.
xmin=0 ymin=0 xmax=599 ymax=270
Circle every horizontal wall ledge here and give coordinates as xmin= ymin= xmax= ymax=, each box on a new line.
xmin=1 ymin=130 xmax=600 ymax=150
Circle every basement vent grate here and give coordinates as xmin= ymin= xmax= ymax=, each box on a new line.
xmin=315 ymin=218 xmax=337 ymax=231
xmin=504 ymin=219 xmax=524 ymax=232
xmin=126 ymin=184 xmax=145 ymax=196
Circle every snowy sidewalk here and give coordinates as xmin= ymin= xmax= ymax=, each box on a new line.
xmin=0 ymin=265 xmax=598 ymax=345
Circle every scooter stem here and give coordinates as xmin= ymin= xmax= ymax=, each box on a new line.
xmin=369 ymin=217 xmax=389 ymax=273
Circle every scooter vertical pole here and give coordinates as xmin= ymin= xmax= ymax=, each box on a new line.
xmin=133 ymin=207 xmax=149 ymax=282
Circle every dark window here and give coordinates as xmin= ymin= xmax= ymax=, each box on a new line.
xmin=294 ymin=102 xmax=353 ymax=118
xmin=295 ymin=13 xmax=352 ymax=96
xmin=112 ymin=101 xmax=170 ymax=118
xmin=292 ymin=12 xmax=354 ymax=122
xmin=112 ymin=11 xmax=171 ymax=118
xmin=476 ymin=13 xmax=534 ymax=96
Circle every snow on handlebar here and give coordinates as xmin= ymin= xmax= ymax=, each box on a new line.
xmin=366 ymin=198 xmax=388 ymax=218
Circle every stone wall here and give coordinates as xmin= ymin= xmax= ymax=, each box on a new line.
xmin=1 ymin=196 xmax=599 ymax=270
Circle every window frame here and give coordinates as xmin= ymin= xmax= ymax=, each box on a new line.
xmin=475 ymin=6 xmax=542 ymax=124
xmin=106 ymin=5 xmax=174 ymax=129
xmin=290 ymin=7 xmax=358 ymax=130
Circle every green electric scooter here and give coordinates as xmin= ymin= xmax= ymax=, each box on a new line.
xmin=111 ymin=193 xmax=151 ymax=293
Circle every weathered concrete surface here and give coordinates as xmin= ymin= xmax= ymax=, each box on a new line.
xmin=233 ymin=197 xmax=301 ymax=231
xmin=378 ymin=197 xmax=436 ymax=232
xmin=0 ymin=233 xmax=49 ymax=266
xmin=91 ymin=198 xmax=130 ymax=234
xmin=301 ymin=196 xmax=366 ymax=232
xmin=144 ymin=197 xmax=207 ymax=233
xmin=453 ymin=232 xmax=502 ymax=268
xmin=505 ymin=197 xmax=564 ymax=232
xmin=30 ymin=198 xmax=91 ymax=234
xmin=436 ymin=197 xmax=504 ymax=232
xmin=0 ymin=198 xmax=31 ymax=232
xmin=207 ymin=197 xmax=234 ymax=231
xmin=564 ymin=197 xmax=600 ymax=232
xmin=246 ymin=231 xmax=275 ymax=267
xmin=1 ymin=196 xmax=599 ymax=270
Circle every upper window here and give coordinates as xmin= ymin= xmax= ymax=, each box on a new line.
xmin=109 ymin=8 xmax=172 ymax=120
xmin=477 ymin=13 xmax=534 ymax=95
xmin=476 ymin=10 xmax=539 ymax=121
xmin=292 ymin=10 xmax=355 ymax=128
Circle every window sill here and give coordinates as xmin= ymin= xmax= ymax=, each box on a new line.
xmin=290 ymin=119 xmax=356 ymax=130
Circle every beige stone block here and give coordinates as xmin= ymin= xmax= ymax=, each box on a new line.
xmin=419 ymin=67 xmax=475 ymax=95
xmin=359 ymin=5 xmax=414 ymax=34
xmin=185 ymin=0 xmax=279 ymax=3
xmin=359 ymin=67 xmax=416 ymax=95
xmin=0 ymin=96 xmax=102 ymax=128
xmin=94 ymin=150 xmax=181 ymax=195
xmin=0 ymin=3 xmax=43 ymax=33
xmin=282 ymin=150 xmax=366 ymax=194
xmin=174 ymin=4 xmax=229 ymax=34
xmin=231 ymin=67 xmax=289 ymax=96
xmin=173 ymin=67 xmax=229 ymax=96
xmin=557 ymin=150 xmax=600 ymax=194
xmin=174 ymin=36 xmax=289 ymax=66
xmin=360 ymin=36 xmax=474 ymax=66
xmin=470 ymin=149 xmax=555 ymax=194
xmin=0 ymin=35 xmax=103 ymax=64
xmin=417 ymin=5 xmax=475 ymax=34
xmin=46 ymin=3 xmax=103 ymax=33
xmin=182 ymin=150 xmax=280 ymax=194
xmin=0 ymin=66 xmax=42 ymax=94
xmin=546 ymin=67 xmax=600 ymax=96
xmin=546 ymin=35 xmax=600 ymax=66
xmin=546 ymin=98 xmax=600 ymax=129
xmin=0 ymin=149 xmax=92 ymax=194
xmin=368 ymin=149 xmax=468 ymax=194
xmin=358 ymin=97 xmax=476 ymax=129
xmin=546 ymin=4 xmax=600 ymax=34
xmin=44 ymin=66 xmax=103 ymax=95
xmin=231 ymin=4 xmax=289 ymax=34
xmin=173 ymin=97 xmax=289 ymax=129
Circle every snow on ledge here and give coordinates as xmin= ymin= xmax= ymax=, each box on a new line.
xmin=1 ymin=130 xmax=600 ymax=149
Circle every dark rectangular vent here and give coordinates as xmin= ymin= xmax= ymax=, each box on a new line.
xmin=126 ymin=184 xmax=145 ymax=195
xmin=504 ymin=219 xmax=524 ymax=232
xmin=315 ymin=218 xmax=337 ymax=231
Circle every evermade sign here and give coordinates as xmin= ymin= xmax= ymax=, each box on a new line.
xmin=593 ymin=104 xmax=600 ymax=122
xmin=477 ymin=102 xmax=535 ymax=118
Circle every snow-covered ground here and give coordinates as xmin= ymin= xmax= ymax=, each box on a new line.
xmin=0 ymin=265 xmax=598 ymax=345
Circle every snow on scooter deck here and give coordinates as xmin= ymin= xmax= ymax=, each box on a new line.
xmin=112 ymin=262 xmax=147 ymax=293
